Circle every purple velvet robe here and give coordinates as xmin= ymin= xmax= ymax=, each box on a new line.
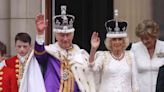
xmin=34 ymin=41 xmax=79 ymax=92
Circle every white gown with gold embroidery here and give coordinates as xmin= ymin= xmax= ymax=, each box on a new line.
xmin=91 ymin=51 xmax=139 ymax=92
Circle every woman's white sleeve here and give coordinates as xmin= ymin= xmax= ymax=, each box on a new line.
xmin=131 ymin=52 xmax=140 ymax=92
xmin=90 ymin=51 xmax=105 ymax=72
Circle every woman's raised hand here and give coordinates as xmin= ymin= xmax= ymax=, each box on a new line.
xmin=91 ymin=32 xmax=100 ymax=50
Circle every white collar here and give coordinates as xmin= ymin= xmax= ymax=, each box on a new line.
xmin=45 ymin=42 xmax=82 ymax=63
xmin=0 ymin=60 xmax=6 ymax=69
xmin=17 ymin=53 xmax=29 ymax=64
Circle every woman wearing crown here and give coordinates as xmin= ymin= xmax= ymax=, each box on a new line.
xmin=89 ymin=10 xmax=139 ymax=92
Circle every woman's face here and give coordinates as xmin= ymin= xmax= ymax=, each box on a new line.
xmin=140 ymin=33 xmax=156 ymax=49
xmin=110 ymin=38 xmax=124 ymax=51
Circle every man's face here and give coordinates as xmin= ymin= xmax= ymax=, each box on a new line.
xmin=55 ymin=32 xmax=74 ymax=49
xmin=15 ymin=40 xmax=32 ymax=57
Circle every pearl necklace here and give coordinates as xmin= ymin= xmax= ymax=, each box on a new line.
xmin=111 ymin=52 xmax=125 ymax=61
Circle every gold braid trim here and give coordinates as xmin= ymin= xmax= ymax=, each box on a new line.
xmin=59 ymin=59 xmax=74 ymax=92
xmin=34 ymin=49 xmax=46 ymax=55
xmin=127 ymin=51 xmax=132 ymax=68
xmin=102 ymin=51 xmax=109 ymax=71
xmin=64 ymin=80 xmax=68 ymax=92
xmin=71 ymin=74 xmax=74 ymax=92
xmin=59 ymin=63 xmax=64 ymax=92
xmin=63 ymin=62 xmax=68 ymax=92
xmin=67 ymin=62 xmax=71 ymax=92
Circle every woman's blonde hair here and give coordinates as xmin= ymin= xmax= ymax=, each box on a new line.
xmin=135 ymin=20 xmax=160 ymax=38
xmin=104 ymin=37 xmax=129 ymax=51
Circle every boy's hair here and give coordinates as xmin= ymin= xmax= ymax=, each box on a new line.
xmin=15 ymin=32 xmax=31 ymax=44
xmin=0 ymin=41 xmax=6 ymax=56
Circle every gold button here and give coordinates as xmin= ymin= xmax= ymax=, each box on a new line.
xmin=0 ymin=82 xmax=2 ymax=85
xmin=15 ymin=69 xmax=19 ymax=73
xmin=15 ymin=64 xmax=19 ymax=68
xmin=16 ymin=74 xmax=19 ymax=77
xmin=0 ymin=77 xmax=2 ymax=80
xmin=0 ymin=72 xmax=3 ymax=75
xmin=16 ymin=59 xmax=19 ymax=63
xmin=0 ymin=87 xmax=3 ymax=91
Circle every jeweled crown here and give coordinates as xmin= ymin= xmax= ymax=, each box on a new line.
xmin=105 ymin=9 xmax=128 ymax=38
xmin=53 ymin=5 xmax=75 ymax=33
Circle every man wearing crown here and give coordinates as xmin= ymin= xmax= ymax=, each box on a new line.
xmin=34 ymin=6 xmax=96 ymax=92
